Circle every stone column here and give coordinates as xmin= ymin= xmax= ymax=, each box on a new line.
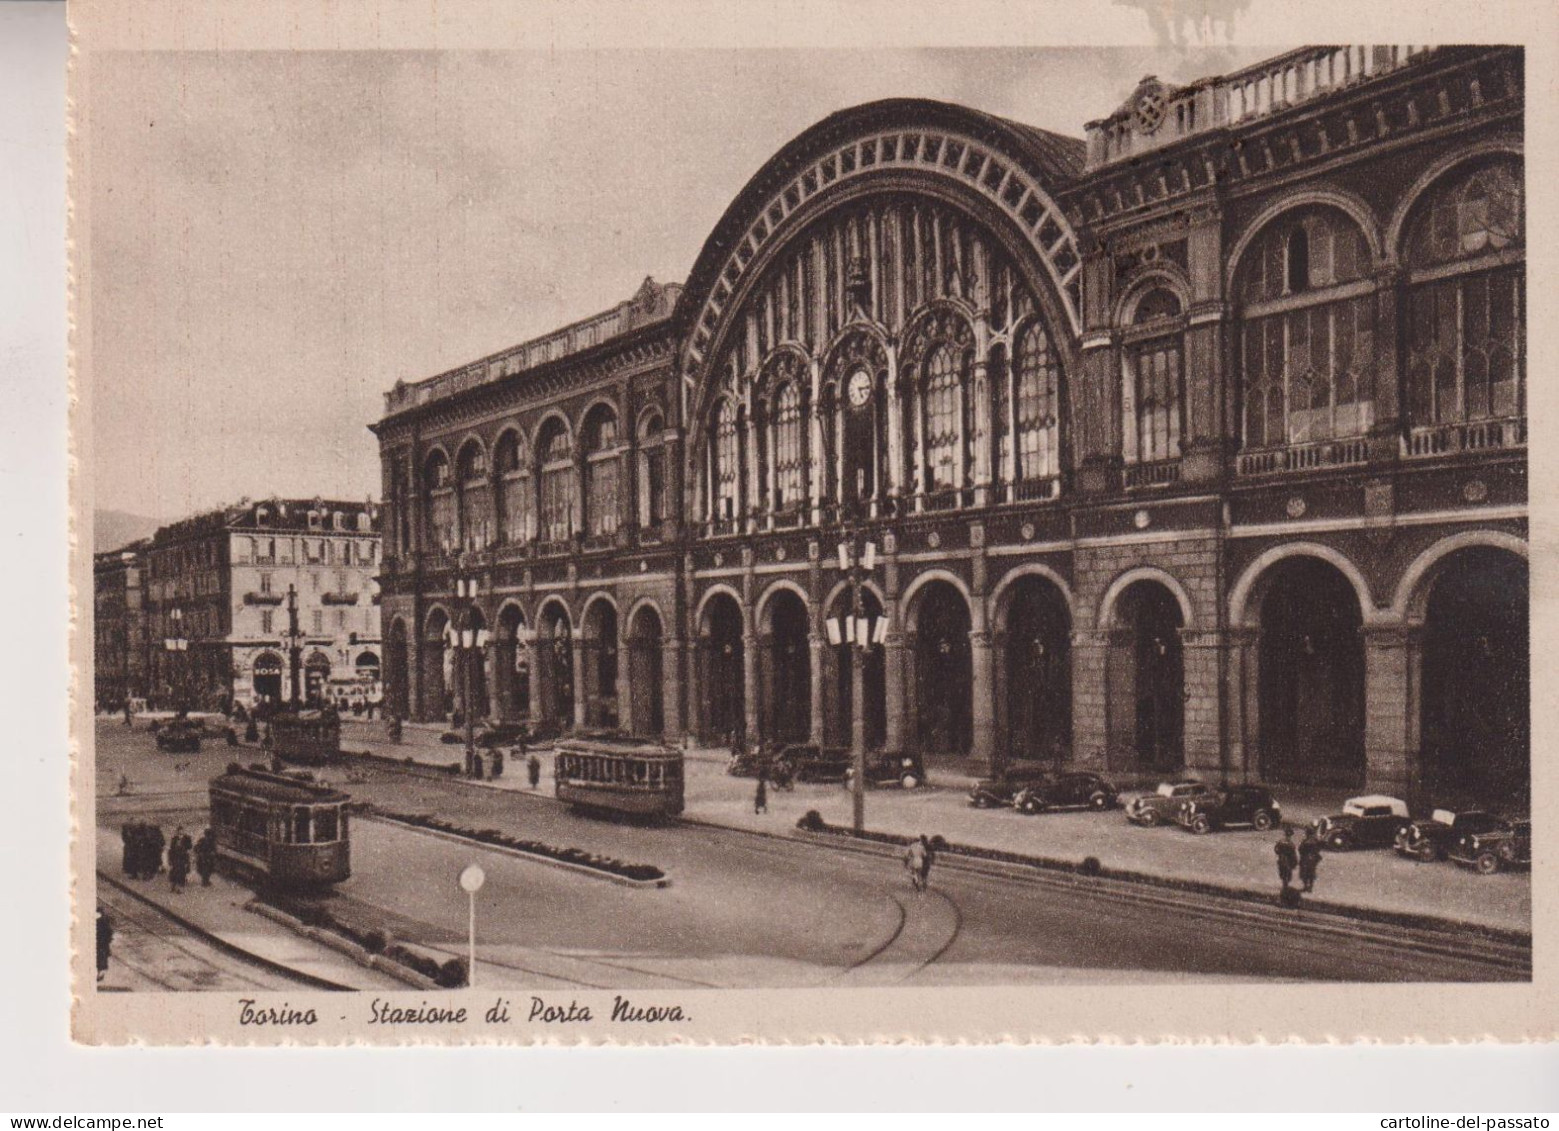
xmin=571 ymin=637 xmax=588 ymax=729
xmin=807 ymin=633 xmax=826 ymax=745
xmin=1179 ymin=628 xmax=1224 ymax=779
xmin=742 ymin=632 xmax=760 ymax=748
xmin=1362 ymin=623 xmax=1422 ymax=803
xmin=1069 ymin=629 xmax=1113 ymax=771
xmin=529 ymin=635 xmax=546 ymax=725
xmin=618 ymin=630 xmax=636 ymax=736
xmin=1225 ymin=627 xmax=1261 ymax=783
xmin=483 ymin=642 xmax=500 ymax=725
xmin=969 ymin=627 xmax=995 ymax=775
xmin=883 ymin=630 xmax=907 ymax=756
xmin=661 ymin=636 xmax=685 ymax=741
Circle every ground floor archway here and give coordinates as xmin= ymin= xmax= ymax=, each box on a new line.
xmin=535 ymin=602 xmax=574 ymax=728
xmin=420 ymin=608 xmax=450 ymax=720
xmin=252 ymin=651 xmax=283 ymax=705
xmin=1420 ymin=547 xmax=1529 ymax=805
xmin=761 ymin=589 xmax=812 ymax=746
xmin=910 ymin=580 xmax=971 ymax=757
xmin=1000 ymin=576 xmax=1071 ymax=767
xmin=627 ymin=604 xmax=666 ymax=737
xmin=495 ymin=604 xmax=530 ymax=722
xmin=582 ymin=599 xmax=620 ymax=728
xmin=1257 ymin=557 xmax=1365 ymax=788
xmin=1106 ymin=580 xmax=1184 ymax=773
xmin=697 ymin=592 xmax=745 ymax=743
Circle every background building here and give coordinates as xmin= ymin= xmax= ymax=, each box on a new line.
xmin=129 ymin=498 xmax=383 ymax=709
xmin=92 ymin=540 xmax=149 ymax=709
xmin=374 ymin=46 xmax=1526 ymax=808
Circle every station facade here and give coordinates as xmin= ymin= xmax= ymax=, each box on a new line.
xmin=374 ymin=46 xmax=1527 ymax=806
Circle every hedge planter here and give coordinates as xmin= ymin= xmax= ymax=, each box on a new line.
xmin=251 ymin=898 xmax=467 ymax=989
xmin=369 ymin=808 xmax=670 ymax=888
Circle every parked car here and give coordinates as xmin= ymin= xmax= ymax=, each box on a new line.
xmin=1013 ymin=772 xmax=1118 ymax=814
xmin=968 ymin=764 xmax=1055 ymax=808
xmin=776 ymin=744 xmax=926 ymax=789
xmin=476 ymin=722 xmax=531 ymax=749
xmin=1394 ymin=809 xmax=1507 ymax=862
xmin=1448 ymin=817 xmax=1531 ymax=875
xmin=1174 ymin=784 xmax=1282 ymax=833
xmin=1313 ymin=795 xmax=1411 ymax=850
xmin=1125 ymin=780 xmax=1215 ymax=827
xmin=155 ymin=719 xmax=203 ymax=754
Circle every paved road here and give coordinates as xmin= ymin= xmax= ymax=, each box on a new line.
xmin=94 ymin=721 xmax=1527 ymax=987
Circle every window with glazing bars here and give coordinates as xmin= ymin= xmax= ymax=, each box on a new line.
xmin=923 ymin=344 xmax=962 ymax=490
xmin=771 ymin=383 xmax=805 ymax=511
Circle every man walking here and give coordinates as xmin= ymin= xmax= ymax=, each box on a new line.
xmin=527 ymin=750 xmax=541 ymax=790
xmin=194 ymin=828 xmax=218 ymax=887
xmin=167 ymin=827 xmax=192 ymax=893
xmin=1298 ymin=827 xmax=1323 ymax=893
xmin=1275 ymin=828 xmax=1298 ymax=890
xmin=754 ymin=769 xmax=768 ymax=815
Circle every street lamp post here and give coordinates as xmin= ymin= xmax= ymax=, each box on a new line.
xmin=453 ymin=575 xmax=490 ymax=778
xmin=831 ymin=503 xmax=880 ymax=835
xmin=282 ymin=584 xmax=306 ymax=710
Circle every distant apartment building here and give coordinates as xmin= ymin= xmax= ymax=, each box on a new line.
xmin=125 ymin=498 xmax=383 ymax=709
xmin=93 ymin=540 xmax=150 ymax=708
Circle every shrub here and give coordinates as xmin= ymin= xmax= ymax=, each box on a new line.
xmin=440 ymin=732 xmax=461 ymax=744
xmin=362 ymin=928 xmax=387 ymax=955
xmin=1077 ymin=856 xmax=1103 ymax=877
xmin=797 ymin=810 xmax=826 ymax=832
xmin=929 ymin=835 xmax=949 ymax=852
xmin=436 ymin=957 xmax=468 ymax=988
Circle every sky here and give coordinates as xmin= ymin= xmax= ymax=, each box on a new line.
xmin=87 ymin=40 xmax=1276 ymax=521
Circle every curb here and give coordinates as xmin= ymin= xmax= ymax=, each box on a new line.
xmin=362 ymin=812 xmax=672 ymax=889
xmin=246 ymin=900 xmax=441 ymax=990
xmin=95 ymin=871 xmax=353 ymax=992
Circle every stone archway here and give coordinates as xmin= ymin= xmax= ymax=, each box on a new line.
xmin=252 ymin=651 xmax=284 ymax=706
xmin=909 ymin=580 xmax=972 ymax=757
xmin=420 ymin=608 xmax=450 ymax=721
xmin=535 ymin=602 xmax=574 ymax=729
xmin=1256 ymin=557 xmax=1366 ymax=788
xmin=627 ymin=603 xmax=665 ymax=738
xmin=495 ymin=604 xmax=530 ymax=722
xmin=1105 ymin=580 xmax=1184 ymax=774
xmin=697 ymin=591 xmax=745 ymax=743
xmin=384 ymin=621 xmax=409 ymax=718
xmin=1419 ymin=547 xmax=1529 ymax=806
xmin=760 ymin=588 xmax=812 ymax=746
xmin=581 ymin=598 xmax=620 ymax=729
xmin=999 ymin=575 xmax=1071 ymax=768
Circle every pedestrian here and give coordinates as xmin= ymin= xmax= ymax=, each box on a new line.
xmin=527 ymin=751 xmax=541 ymax=790
xmin=120 ymin=821 xmax=136 ymax=876
xmin=1298 ymin=827 xmax=1323 ymax=893
xmin=145 ymin=824 xmax=166 ymax=880
xmin=168 ymin=827 xmax=192 ymax=892
xmin=1275 ymin=828 xmax=1298 ymax=890
xmin=123 ymin=701 xmax=133 ymax=728
xmin=904 ymin=836 xmax=928 ymax=894
xmin=920 ymin=834 xmax=937 ymax=888
xmin=754 ymin=771 xmax=768 ymax=815
xmin=194 ymin=828 xmax=217 ymax=887
xmin=96 ymin=909 xmax=113 ymax=982
xmin=491 ymin=746 xmax=504 ymax=778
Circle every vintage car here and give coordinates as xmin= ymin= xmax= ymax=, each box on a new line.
xmin=475 ymin=722 xmax=532 ymax=750
xmin=154 ymin=718 xmax=203 ymax=754
xmin=1174 ymin=784 xmax=1282 ymax=834
xmin=1313 ymin=795 xmax=1411 ymax=850
xmin=968 ymin=764 xmax=1055 ymax=808
xmin=1013 ymin=772 xmax=1118 ymax=815
xmin=1125 ymin=780 xmax=1216 ymax=827
xmin=1394 ymin=809 xmax=1507 ymax=862
xmin=775 ymin=744 xmax=926 ymax=789
xmin=1448 ymin=817 xmax=1531 ymax=875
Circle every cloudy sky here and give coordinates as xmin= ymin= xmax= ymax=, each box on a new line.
xmin=87 ymin=41 xmax=1274 ymax=520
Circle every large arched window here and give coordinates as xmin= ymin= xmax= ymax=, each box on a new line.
xmin=423 ymin=450 xmax=455 ymax=552
xmin=493 ymin=430 xmax=533 ymax=544
xmin=636 ymin=409 xmax=667 ymax=536
xmin=1122 ymin=287 xmax=1185 ymax=470
xmin=770 ymin=382 xmax=805 ymax=517
xmin=1403 ymin=160 xmax=1524 ymax=452
xmin=709 ymin=398 xmax=741 ymax=527
xmin=536 ymin=419 xmax=575 ymax=544
xmin=581 ymin=406 xmax=621 ymax=539
xmin=923 ymin=343 xmax=964 ymax=496
xmin=1236 ymin=208 xmax=1375 ymax=458
xmin=456 ymin=441 xmax=490 ymax=551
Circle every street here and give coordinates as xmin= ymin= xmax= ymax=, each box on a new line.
xmin=95 ymin=720 xmax=1528 ymax=988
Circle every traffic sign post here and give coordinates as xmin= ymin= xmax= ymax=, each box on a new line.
xmin=458 ymin=863 xmax=485 ymax=988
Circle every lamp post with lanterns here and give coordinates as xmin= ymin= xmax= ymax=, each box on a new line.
xmin=452 ymin=574 xmax=491 ymax=777
xmin=830 ymin=509 xmax=882 ymax=835
xmin=282 ymin=584 xmax=306 ymax=709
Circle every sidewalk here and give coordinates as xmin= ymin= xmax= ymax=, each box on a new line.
xmin=334 ymin=718 xmax=1532 ymax=935
xmin=94 ymin=825 xmax=406 ymax=991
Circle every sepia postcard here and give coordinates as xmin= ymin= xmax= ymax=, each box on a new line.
xmin=69 ymin=0 xmax=1557 ymax=1045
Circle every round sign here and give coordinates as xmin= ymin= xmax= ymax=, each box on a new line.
xmin=459 ymin=863 xmax=486 ymax=893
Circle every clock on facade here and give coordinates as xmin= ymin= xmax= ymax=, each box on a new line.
xmin=846 ymin=369 xmax=873 ymax=409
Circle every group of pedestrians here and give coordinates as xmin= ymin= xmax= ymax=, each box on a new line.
xmin=1275 ymin=827 xmax=1323 ymax=897
xmin=120 ymin=821 xmax=217 ymax=891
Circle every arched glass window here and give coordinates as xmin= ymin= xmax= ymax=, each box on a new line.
xmin=456 ymin=443 xmax=490 ymax=551
xmin=770 ymin=383 xmax=804 ymax=514
xmin=710 ymin=399 xmax=741 ymax=524
xmin=582 ymin=408 xmax=620 ymax=538
xmin=1014 ymin=322 xmax=1062 ymax=485
xmin=923 ymin=344 xmax=963 ymax=493
xmin=1123 ymin=289 xmax=1184 ymax=465
xmin=537 ymin=422 xmax=575 ymax=543
xmin=637 ymin=410 xmax=666 ymax=534
xmin=423 ymin=451 xmax=455 ymax=552
xmin=1404 ymin=161 xmax=1524 ymax=437
xmin=1236 ymin=210 xmax=1375 ymax=451
xmin=494 ymin=431 xmax=533 ymax=544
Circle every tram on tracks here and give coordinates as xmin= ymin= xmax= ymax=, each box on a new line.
xmin=269 ymin=709 xmax=341 ymax=766
xmin=553 ymin=736 xmax=685 ymax=819
xmin=208 ymin=764 xmax=352 ymax=887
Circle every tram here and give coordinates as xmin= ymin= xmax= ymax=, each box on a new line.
xmin=270 ymin=709 xmax=342 ymax=765
xmin=554 ymin=736 xmax=685 ymax=819
xmin=208 ymin=764 xmax=352 ymax=887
